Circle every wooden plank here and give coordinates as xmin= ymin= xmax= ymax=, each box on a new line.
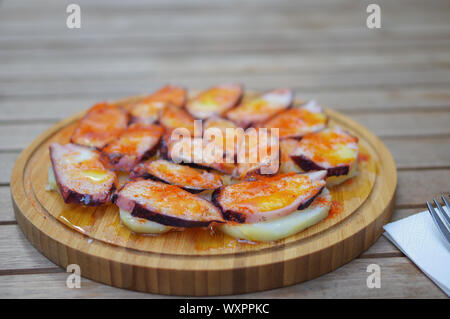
xmin=384 ymin=137 xmax=450 ymax=169
xmin=0 ymin=225 xmax=57 ymax=271
xmin=2 ymin=42 xmax=449 ymax=63
xmin=319 ymin=88 xmax=450 ymax=113
xmin=0 ymin=0 xmax=447 ymax=19
xmin=351 ymin=111 xmax=450 ymax=138
xmin=1 ymin=70 xmax=449 ymax=97
xmin=1 ymin=24 xmax=449 ymax=46
xmin=1 ymin=39 xmax=449 ymax=59
xmin=1 ymin=1 xmax=448 ymax=35
xmin=2 ymin=88 xmax=450 ymax=122
xmin=0 ymin=124 xmax=50 ymax=151
xmin=0 ymin=152 xmax=18 ymax=184
xmin=244 ymin=257 xmax=446 ymax=298
xmin=1 ymin=97 xmax=104 ymax=121
xmin=397 ymin=170 xmax=450 ymax=207
xmin=3 ymin=51 xmax=449 ymax=79
xmin=3 ymin=0 xmax=448 ymax=9
xmin=0 ymin=257 xmax=445 ymax=298
xmin=0 ymin=187 xmax=14 ymax=222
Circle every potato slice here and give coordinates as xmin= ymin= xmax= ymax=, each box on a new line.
xmin=119 ymin=209 xmax=173 ymax=234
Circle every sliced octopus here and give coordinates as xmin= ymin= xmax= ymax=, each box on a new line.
xmin=159 ymin=104 xmax=196 ymax=135
xmin=226 ymin=88 xmax=293 ymax=127
xmin=186 ymin=83 xmax=243 ymax=119
xmin=130 ymin=85 xmax=187 ymax=124
xmin=290 ymin=127 xmax=359 ymax=177
xmin=130 ymin=159 xmax=223 ymax=193
xmin=161 ymin=134 xmax=236 ymax=175
xmin=234 ymin=128 xmax=280 ymax=179
xmin=100 ymin=123 xmax=163 ymax=172
xmin=113 ymin=179 xmax=224 ymax=227
xmin=71 ymin=102 xmax=128 ymax=149
xmin=261 ymin=100 xmax=327 ymax=139
xmin=203 ymin=117 xmax=239 ymax=162
xmin=49 ymin=143 xmax=116 ymax=206
xmin=212 ymin=171 xmax=327 ymax=223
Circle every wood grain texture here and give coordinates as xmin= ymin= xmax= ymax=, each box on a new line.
xmin=0 ymin=152 xmax=18 ymax=184
xmin=0 ymin=187 xmax=14 ymax=222
xmin=2 ymin=70 xmax=449 ymax=97
xmin=2 ymin=0 xmax=449 ymax=299
xmin=0 ymin=257 xmax=445 ymax=299
xmin=10 ymin=95 xmax=397 ymax=295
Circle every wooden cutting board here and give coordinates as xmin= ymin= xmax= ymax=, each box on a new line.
xmin=10 ymin=94 xmax=397 ymax=296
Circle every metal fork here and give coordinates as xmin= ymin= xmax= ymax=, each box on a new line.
xmin=426 ymin=195 xmax=450 ymax=244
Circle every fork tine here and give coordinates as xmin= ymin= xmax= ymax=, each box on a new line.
xmin=433 ymin=198 xmax=450 ymax=226
xmin=427 ymin=201 xmax=450 ymax=244
xmin=442 ymin=195 xmax=450 ymax=212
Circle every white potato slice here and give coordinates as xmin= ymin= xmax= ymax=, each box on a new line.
xmin=219 ymin=188 xmax=331 ymax=242
xmin=46 ymin=166 xmax=58 ymax=192
xmin=119 ymin=209 xmax=173 ymax=234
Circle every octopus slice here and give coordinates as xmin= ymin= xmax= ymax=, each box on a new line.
xmin=159 ymin=104 xmax=196 ymax=136
xmin=186 ymin=83 xmax=243 ymax=119
xmin=49 ymin=143 xmax=116 ymax=206
xmin=131 ymin=159 xmax=223 ymax=193
xmin=113 ymin=179 xmax=224 ymax=227
xmin=101 ymin=123 xmax=163 ymax=172
xmin=261 ymin=100 xmax=327 ymax=139
xmin=130 ymin=85 xmax=187 ymax=124
xmin=212 ymin=171 xmax=326 ymax=223
xmin=226 ymin=88 xmax=293 ymax=127
xmin=71 ymin=102 xmax=128 ymax=149
xmin=290 ymin=127 xmax=359 ymax=177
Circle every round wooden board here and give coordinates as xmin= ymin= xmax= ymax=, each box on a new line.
xmin=11 ymin=95 xmax=397 ymax=296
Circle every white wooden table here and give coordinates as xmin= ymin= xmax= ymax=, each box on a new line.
xmin=1 ymin=0 xmax=449 ymax=298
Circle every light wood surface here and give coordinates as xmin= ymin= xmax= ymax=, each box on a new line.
xmin=10 ymin=95 xmax=395 ymax=295
xmin=1 ymin=0 xmax=449 ymax=298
